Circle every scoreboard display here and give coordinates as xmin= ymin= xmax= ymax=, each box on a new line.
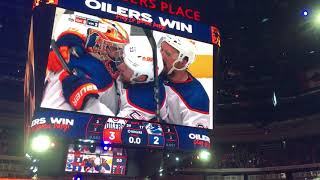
xmin=65 ymin=144 xmax=126 ymax=175
xmin=162 ymin=124 xmax=179 ymax=149
xmin=30 ymin=109 xmax=211 ymax=151
xmin=26 ymin=0 xmax=219 ymax=176
xmin=95 ymin=116 xmax=210 ymax=150
xmin=105 ymin=120 xmax=165 ymax=148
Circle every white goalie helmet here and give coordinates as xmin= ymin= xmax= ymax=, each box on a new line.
xmin=121 ymin=44 xmax=164 ymax=83
xmin=157 ymin=35 xmax=196 ymax=75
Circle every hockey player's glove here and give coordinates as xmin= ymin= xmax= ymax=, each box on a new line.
xmin=47 ymin=46 xmax=70 ymax=72
xmin=47 ymin=45 xmax=85 ymax=72
xmin=68 ymin=54 xmax=113 ymax=91
xmin=59 ymin=71 xmax=99 ymax=110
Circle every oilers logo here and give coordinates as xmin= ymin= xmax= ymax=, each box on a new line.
xmin=104 ymin=118 xmax=126 ymax=130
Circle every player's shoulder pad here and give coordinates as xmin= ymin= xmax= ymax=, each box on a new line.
xmin=166 ymin=75 xmax=209 ymax=113
xmin=56 ymin=31 xmax=85 ymax=48
xmin=126 ymin=82 xmax=165 ymax=114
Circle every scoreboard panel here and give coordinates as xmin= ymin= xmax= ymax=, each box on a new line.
xmin=31 ymin=110 xmax=211 ymax=151
xmin=163 ymin=124 xmax=179 ymax=150
xmin=145 ymin=123 xmax=165 ymax=148
xmin=65 ymin=144 xmax=126 ymax=175
xmin=101 ymin=117 xmax=209 ymax=151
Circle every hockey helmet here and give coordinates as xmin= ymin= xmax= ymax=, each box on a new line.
xmin=85 ymin=19 xmax=129 ymax=62
xmin=118 ymin=45 xmax=164 ymax=84
xmin=157 ymin=35 xmax=196 ymax=75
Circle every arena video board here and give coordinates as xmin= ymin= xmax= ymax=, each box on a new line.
xmin=65 ymin=144 xmax=126 ymax=175
xmin=40 ymin=7 xmax=214 ymax=129
xmin=26 ymin=0 xmax=219 ymax=153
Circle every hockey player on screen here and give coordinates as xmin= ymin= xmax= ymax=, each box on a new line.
xmin=115 ymin=44 xmax=168 ymax=121
xmin=41 ymin=12 xmax=129 ymax=116
xmin=157 ymin=35 xmax=210 ymax=128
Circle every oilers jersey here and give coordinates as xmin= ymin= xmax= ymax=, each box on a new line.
xmin=40 ymin=12 xmax=118 ymax=116
xmin=164 ymin=73 xmax=210 ymax=128
xmin=116 ymin=79 xmax=168 ymax=121
xmin=40 ymin=59 xmax=117 ymax=116
xmin=41 ymin=70 xmax=73 ymax=111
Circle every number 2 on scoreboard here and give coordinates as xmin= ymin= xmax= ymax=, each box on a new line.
xmin=153 ymin=136 xmax=159 ymax=145
xmin=149 ymin=135 xmax=163 ymax=147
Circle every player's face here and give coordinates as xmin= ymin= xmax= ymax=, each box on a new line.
xmin=160 ymin=42 xmax=179 ymax=74
xmin=91 ymin=40 xmax=124 ymax=63
xmin=117 ymin=62 xmax=133 ymax=83
xmin=106 ymin=45 xmax=124 ymax=61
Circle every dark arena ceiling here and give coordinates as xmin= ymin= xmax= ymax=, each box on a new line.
xmin=0 ymin=0 xmax=320 ymax=126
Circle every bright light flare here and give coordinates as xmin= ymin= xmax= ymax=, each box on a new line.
xmin=175 ymin=157 xmax=179 ymax=161
xmin=303 ymin=10 xmax=308 ymax=16
xmin=198 ymin=150 xmax=211 ymax=162
xmin=316 ymin=13 xmax=320 ymax=24
xmin=31 ymin=135 xmax=51 ymax=153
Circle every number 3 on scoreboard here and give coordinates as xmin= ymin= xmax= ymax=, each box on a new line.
xmin=109 ymin=131 xmax=115 ymax=140
xmin=103 ymin=129 xmax=122 ymax=144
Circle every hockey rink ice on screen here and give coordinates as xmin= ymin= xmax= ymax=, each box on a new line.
xmin=40 ymin=7 xmax=214 ymax=129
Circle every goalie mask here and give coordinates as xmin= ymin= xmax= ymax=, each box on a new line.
xmin=85 ymin=20 xmax=129 ymax=63
xmin=117 ymin=45 xmax=164 ymax=84
xmin=157 ymin=35 xmax=196 ymax=75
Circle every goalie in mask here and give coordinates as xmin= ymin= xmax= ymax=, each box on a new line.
xmin=41 ymin=11 xmax=129 ymax=116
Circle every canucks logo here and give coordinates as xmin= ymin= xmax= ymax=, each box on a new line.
xmin=145 ymin=123 xmax=163 ymax=135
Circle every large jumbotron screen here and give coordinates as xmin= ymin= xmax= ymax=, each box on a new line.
xmin=25 ymin=0 xmax=218 ymax=176
xmin=40 ymin=7 xmax=214 ymax=129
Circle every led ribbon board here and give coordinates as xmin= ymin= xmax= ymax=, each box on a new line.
xmin=31 ymin=110 xmax=211 ymax=151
